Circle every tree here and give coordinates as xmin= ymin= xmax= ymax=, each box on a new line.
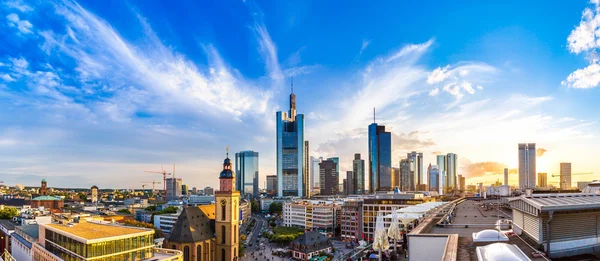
xmin=118 ymin=209 xmax=131 ymax=214
xmin=158 ymin=206 xmax=179 ymax=214
xmin=269 ymin=202 xmax=282 ymax=214
xmin=239 ymin=241 xmax=246 ymax=257
xmin=145 ymin=206 xmax=156 ymax=212
xmin=0 ymin=207 xmax=18 ymax=219
xmin=251 ymin=199 xmax=260 ymax=214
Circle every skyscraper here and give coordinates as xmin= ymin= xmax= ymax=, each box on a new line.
xmin=276 ymin=84 xmax=307 ymax=197
xmin=560 ymin=162 xmax=572 ymax=189
xmin=518 ymin=143 xmax=536 ymax=190
xmin=368 ymin=114 xmax=392 ymax=192
xmin=407 ymin=152 xmax=423 ymax=191
xmin=504 ymin=168 xmax=509 ymax=186
xmin=235 ymin=150 xmax=259 ymax=199
xmin=266 ymin=175 xmax=277 ymax=195
xmin=310 ymin=156 xmax=323 ymax=189
xmin=319 ymin=159 xmax=339 ymax=195
xmin=346 ymin=171 xmax=354 ymax=195
xmin=446 ymin=153 xmax=457 ymax=190
xmin=538 ymin=172 xmax=548 ymax=187
xmin=353 ymin=153 xmax=365 ymax=195
xmin=392 ymin=167 xmax=400 ymax=189
xmin=437 ymin=155 xmax=446 ymax=193
xmin=458 ymin=175 xmax=465 ymax=191
xmin=304 ymin=141 xmax=310 ymax=197
xmin=400 ymin=158 xmax=412 ymax=191
xmin=165 ymin=178 xmax=182 ymax=201
xmin=428 ymin=164 xmax=440 ymax=192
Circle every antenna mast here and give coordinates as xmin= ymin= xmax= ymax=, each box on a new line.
xmin=373 ymin=107 xmax=376 ymax=123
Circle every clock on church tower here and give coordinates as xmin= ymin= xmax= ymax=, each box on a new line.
xmin=215 ymin=149 xmax=240 ymax=261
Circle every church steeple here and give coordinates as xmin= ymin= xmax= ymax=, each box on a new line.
xmin=215 ymin=146 xmax=240 ymax=261
xmin=219 ymin=147 xmax=235 ymax=192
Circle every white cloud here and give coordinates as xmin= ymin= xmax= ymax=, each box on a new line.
xmin=477 ymin=85 xmax=483 ymax=90
xmin=564 ymin=1 xmax=600 ymax=88
xmin=254 ymin=23 xmax=283 ymax=81
xmin=359 ymin=39 xmax=371 ymax=55
xmin=562 ymin=62 xmax=600 ymax=88
xmin=6 ymin=13 xmax=32 ymax=34
xmin=282 ymin=65 xmax=320 ymax=77
xmin=4 ymin=0 xmax=33 ymax=12
xmin=461 ymin=81 xmax=475 ymax=94
xmin=428 ymin=88 xmax=439 ymax=96
xmin=427 ymin=65 xmax=450 ymax=84
xmin=1 ymin=74 xmax=15 ymax=82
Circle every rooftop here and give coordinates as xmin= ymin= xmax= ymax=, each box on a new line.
xmin=43 ymin=221 xmax=153 ymax=242
xmin=198 ymin=204 xmax=216 ymax=219
xmin=166 ymin=207 xmax=215 ymax=243
xmin=509 ymin=193 xmax=600 ymax=213
xmin=0 ymin=219 xmax=16 ymax=230
xmin=32 ymin=195 xmax=62 ymax=201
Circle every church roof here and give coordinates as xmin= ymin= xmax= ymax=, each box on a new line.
xmin=167 ymin=206 xmax=215 ymax=243
xmin=32 ymin=196 xmax=61 ymax=201
xmin=290 ymin=231 xmax=331 ymax=254
xmin=198 ymin=204 xmax=216 ymax=219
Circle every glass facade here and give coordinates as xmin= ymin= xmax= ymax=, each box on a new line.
xmin=407 ymin=152 xmax=423 ymax=190
xmin=235 ymin=151 xmax=259 ymax=198
xmin=276 ymin=91 xmax=306 ymax=197
xmin=428 ymin=166 xmax=439 ymax=192
xmin=368 ymin=124 xmax=391 ymax=192
xmin=44 ymin=229 xmax=154 ymax=261
xmin=353 ymin=154 xmax=365 ymax=195
xmin=446 ymin=153 xmax=458 ymax=190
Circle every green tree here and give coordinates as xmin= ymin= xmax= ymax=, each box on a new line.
xmin=0 ymin=207 xmax=18 ymax=219
xmin=251 ymin=199 xmax=260 ymax=214
xmin=269 ymin=202 xmax=282 ymax=214
xmin=118 ymin=209 xmax=131 ymax=214
xmin=158 ymin=206 xmax=179 ymax=214
xmin=145 ymin=206 xmax=156 ymax=212
xmin=239 ymin=241 xmax=246 ymax=257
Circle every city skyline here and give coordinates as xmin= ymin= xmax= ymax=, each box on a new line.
xmin=1 ymin=0 xmax=600 ymax=189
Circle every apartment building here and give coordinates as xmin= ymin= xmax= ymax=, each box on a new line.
xmin=340 ymin=201 xmax=363 ymax=243
xmin=283 ymin=200 xmax=341 ymax=234
xmin=362 ymin=194 xmax=425 ymax=242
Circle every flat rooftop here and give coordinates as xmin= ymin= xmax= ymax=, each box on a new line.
xmin=44 ymin=221 xmax=153 ymax=242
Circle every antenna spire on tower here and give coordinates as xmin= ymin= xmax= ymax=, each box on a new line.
xmin=226 ymin=145 xmax=229 ymax=158
xmin=373 ymin=107 xmax=376 ymax=123
xmin=291 ymin=76 xmax=294 ymax=94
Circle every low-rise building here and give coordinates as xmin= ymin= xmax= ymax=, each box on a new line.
xmin=124 ymin=197 xmax=148 ymax=209
xmin=0 ymin=220 xmax=15 ymax=255
xmin=340 ymin=200 xmax=363 ymax=243
xmin=136 ymin=210 xmax=153 ymax=223
xmin=283 ymin=200 xmax=340 ymax=234
xmin=289 ymin=231 xmax=332 ymax=260
xmin=240 ymin=199 xmax=251 ymax=224
xmin=362 ymin=194 xmax=425 ymax=241
xmin=154 ymin=213 xmax=180 ymax=235
xmin=30 ymin=196 xmax=64 ymax=212
xmin=509 ymin=193 xmax=600 ymax=258
xmin=186 ymin=195 xmax=214 ymax=206
xmin=33 ymin=220 xmax=182 ymax=260
xmin=10 ymin=224 xmax=38 ymax=261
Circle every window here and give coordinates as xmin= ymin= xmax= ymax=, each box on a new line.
xmin=172 ymin=245 xmax=177 ymax=250
xmin=221 ymin=249 xmax=225 ymax=261
xmin=234 ymin=225 xmax=237 ymax=243
xmin=221 ymin=225 xmax=226 ymax=244
xmin=196 ymin=245 xmax=202 ymax=261
xmin=222 ymin=205 xmax=226 ymax=221
xmin=184 ymin=246 xmax=190 ymax=261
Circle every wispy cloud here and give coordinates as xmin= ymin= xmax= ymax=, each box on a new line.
xmin=6 ymin=13 xmax=32 ymax=34
xmin=359 ymin=39 xmax=371 ymax=55
xmin=4 ymin=0 xmax=32 ymax=12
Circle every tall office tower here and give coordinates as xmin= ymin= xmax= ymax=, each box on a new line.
xmin=392 ymin=167 xmax=401 ymax=188
xmin=303 ymin=141 xmax=310 ymax=197
xmin=165 ymin=178 xmax=182 ymax=201
xmin=310 ymin=156 xmax=323 ymax=188
xmin=266 ymin=175 xmax=278 ymax=195
xmin=400 ymin=159 xmax=412 ymax=191
xmin=538 ymin=173 xmax=548 ymax=187
xmin=343 ymin=179 xmax=347 ymax=195
xmin=181 ymin=184 xmax=188 ymax=196
xmin=446 ymin=153 xmax=458 ymax=190
xmin=346 ymin=171 xmax=354 ymax=195
xmin=353 ymin=153 xmax=365 ymax=195
xmin=319 ymin=159 xmax=339 ymax=195
xmin=518 ymin=143 xmax=536 ymax=190
xmin=407 ymin=152 xmax=423 ymax=190
xmin=276 ymin=83 xmax=306 ymax=197
xmin=368 ymin=112 xmax=392 ymax=192
xmin=235 ymin=150 xmax=259 ymax=199
xmin=436 ymin=155 xmax=446 ymax=192
xmin=560 ymin=162 xmax=572 ymax=189
xmin=428 ymin=165 xmax=440 ymax=192
xmin=458 ymin=175 xmax=466 ymax=191
xmin=504 ymin=168 xmax=509 ymax=186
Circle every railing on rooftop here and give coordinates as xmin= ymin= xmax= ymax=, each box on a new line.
xmin=154 ymin=248 xmax=183 ymax=261
xmin=0 ymin=250 xmax=15 ymax=261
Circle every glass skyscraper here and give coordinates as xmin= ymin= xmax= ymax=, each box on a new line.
xmin=428 ymin=164 xmax=440 ymax=192
xmin=368 ymin=122 xmax=391 ymax=192
xmin=518 ymin=143 xmax=536 ymax=190
xmin=353 ymin=153 xmax=365 ymax=195
xmin=446 ymin=153 xmax=457 ymax=190
xmin=276 ymin=86 xmax=307 ymax=197
xmin=407 ymin=151 xmax=423 ymax=191
xmin=235 ymin=150 xmax=259 ymax=198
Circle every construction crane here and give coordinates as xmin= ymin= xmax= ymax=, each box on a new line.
xmin=144 ymin=164 xmax=174 ymax=201
xmin=551 ymin=172 xmax=593 ymax=178
xmin=141 ymin=181 xmax=161 ymax=195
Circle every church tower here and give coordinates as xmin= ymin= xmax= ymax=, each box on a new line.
xmin=215 ymin=149 xmax=240 ymax=261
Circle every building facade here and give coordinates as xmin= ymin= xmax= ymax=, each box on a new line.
xmin=283 ymin=201 xmax=340 ymax=234
xmin=276 ymin=87 xmax=307 ymax=198
xmin=446 ymin=153 xmax=457 ymax=191
xmin=363 ymin=195 xmax=424 ymax=242
xmin=400 ymin=159 xmax=412 ymax=191
xmin=234 ymin=150 xmax=259 ymax=199
xmin=368 ymin=122 xmax=392 ymax=192
xmin=458 ymin=175 xmax=466 ymax=191
xmin=266 ymin=175 xmax=277 ymax=195
xmin=407 ymin=152 xmax=424 ymax=191
xmin=310 ymin=156 xmax=322 ymax=189
xmin=166 ymin=178 xmax=183 ymax=201
xmin=204 ymin=187 xmax=214 ymax=196
xmin=340 ymin=201 xmax=363 ymax=243
xmin=319 ymin=159 xmax=339 ymax=196
xmin=560 ymin=162 xmax=572 ymax=189
xmin=518 ymin=143 xmax=536 ymax=190
xmin=428 ymin=165 xmax=440 ymax=192
xmin=504 ymin=168 xmax=509 ymax=186
xmin=345 ymin=171 xmax=354 ymax=195
xmin=352 ymin=154 xmax=365 ymax=195
xmin=30 ymin=196 xmax=64 ymax=212
xmin=90 ymin=186 xmax=98 ymax=204
xmin=538 ymin=173 xmax=548 ymax=187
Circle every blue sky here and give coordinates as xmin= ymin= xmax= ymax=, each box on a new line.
xmin=1 ymin=0 xmax=599 ymax=189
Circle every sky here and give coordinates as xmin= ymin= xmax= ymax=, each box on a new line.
xmin=1 ymin=0 xmax=599 ymax=189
